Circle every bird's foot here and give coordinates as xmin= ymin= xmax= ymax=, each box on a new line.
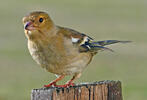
xmin=44 ymin=75 xmax=65 ymax=88
xmin=44 ymin=82 xmax=56 ymax=87
xmin=54 ymin=82 xmax=75 ymax=88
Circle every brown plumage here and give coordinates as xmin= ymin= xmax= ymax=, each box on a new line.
xmin=22 ymin=11 xmax=130 ymax=87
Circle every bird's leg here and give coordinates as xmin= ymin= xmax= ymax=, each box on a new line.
xmin=55 ymin=73 xmax=81 ymax=88
xmin=44 ymin=75 xmax=65 ymax=87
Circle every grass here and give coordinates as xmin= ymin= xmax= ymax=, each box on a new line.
xmin=0 ymin=0 xmax=147 ymax=100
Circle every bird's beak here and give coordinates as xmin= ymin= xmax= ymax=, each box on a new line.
xmin=24 ymin=22 xmax=36 ymax=31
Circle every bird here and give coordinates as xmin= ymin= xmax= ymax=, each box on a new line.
xmin=22 ymin=11 xmax=130 ymax=88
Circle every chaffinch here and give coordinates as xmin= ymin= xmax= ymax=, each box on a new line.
xmin=22 ymin=11 xmax=130 ymax=87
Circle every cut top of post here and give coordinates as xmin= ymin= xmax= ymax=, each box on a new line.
xmin=31 ymin=80 xmax=122 ymax=100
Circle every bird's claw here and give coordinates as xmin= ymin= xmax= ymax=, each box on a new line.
xmin=44 ymin=82 xmax=75 ymax=88
xmin=44 ymin=82 xmax=56 ymax=87
xmin=54 ymin=82 xmax=75 ymax=88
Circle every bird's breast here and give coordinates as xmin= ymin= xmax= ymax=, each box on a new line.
xmin=27 ymin=38 xmax=93 ymax=75
xmin=27 ymin=40 xmax=62 ymax=71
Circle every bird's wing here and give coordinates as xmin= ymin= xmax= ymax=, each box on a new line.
xmin=57 ymin=26 xmax=118 ymax=53
xmin=57 ymin=26 xmax=130 ymax=53
xmin=57 ymin=26 xmax=100 ymax=53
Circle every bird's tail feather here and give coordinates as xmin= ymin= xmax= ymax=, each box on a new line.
xmin=88 ymin=40 xmax=131 ymax=52
xmin=91 ymin=40 xmax=131 ymax=46
xmin=89 ymin=45 xmax=114 ymax=52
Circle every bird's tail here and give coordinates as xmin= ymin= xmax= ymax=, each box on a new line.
xmin=88 ymin=40 xmax=131 ymax=52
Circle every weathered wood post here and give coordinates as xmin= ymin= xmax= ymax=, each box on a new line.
xmin=31 ymin=80 xmax=122 ymax=100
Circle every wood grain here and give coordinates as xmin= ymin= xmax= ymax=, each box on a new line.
xmin=31 ymin=80 xmax=122 ymax=100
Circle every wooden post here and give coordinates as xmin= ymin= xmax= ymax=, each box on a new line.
xmin=31 ymin=80 xmax=122 ymax=100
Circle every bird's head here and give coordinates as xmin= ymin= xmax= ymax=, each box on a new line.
xmin=22 ymin=11 xmax=55 ymax=40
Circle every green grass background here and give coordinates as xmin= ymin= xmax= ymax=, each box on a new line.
xmin=0 ymin=0 xmax=147 ymax=100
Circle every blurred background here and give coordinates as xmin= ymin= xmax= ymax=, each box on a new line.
xmin=0 ymin=0 xmax=146 ymax=100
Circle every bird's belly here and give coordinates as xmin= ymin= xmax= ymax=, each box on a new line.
xmin=53 ymin=53 xmax=93 ymax=75
xmin=29 ymin=49 xmax=64 ymax=74
xmin=28 ymin=41 xmax=93 ymax=75
xmin=29 ymin=48 xmax=92 ymax=75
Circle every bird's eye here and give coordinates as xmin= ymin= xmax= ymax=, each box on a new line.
xmin=39 ymin=18 xmax=43 ymax=23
